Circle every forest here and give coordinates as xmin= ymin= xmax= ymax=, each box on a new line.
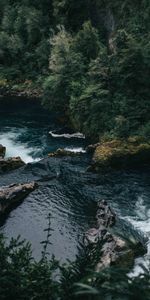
xmin=0 ymin=1 xmax=150 ymax=299
xmin=0 ymin=0 xmax=150 ymax=140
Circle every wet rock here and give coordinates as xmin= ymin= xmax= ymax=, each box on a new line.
xmin=0 ymin=156 xmax=25 ymax=173
xmin=84 ymin=227 xmax=106 ymax=245
xmin=48 ymin=148 xmax=81 ymax=157
xmin=96 ymin=199 xmax=116 ymax=227
xmin=85 ymin=200 xmax=141 ymax=271
xmin=86 ymin=143 xmax=100 ymax=154
xmin=95 ymin=235 xmax=134 ymax=271
xmin=96 ymin=243 xmax=134 ymax=271
xmin=0 ymin=182 xmax=38 ymax=214
xmin=91 ymin=138 xmax=150 ymax=171
xmin=0 ymin=144 xmax=6 ymax=158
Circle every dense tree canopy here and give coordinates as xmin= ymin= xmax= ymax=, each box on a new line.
xmin=0 ymin=0 xmax=150 ymax=139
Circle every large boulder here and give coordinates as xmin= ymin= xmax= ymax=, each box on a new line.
xmin=90 ymin=138 xmax=150 ymax=171
xmin=84 ymin=200 xmax=144 ymax=271
xmin=0 ymin=182 xmax=38 ymax=214
xmin=0 ymin=156 xmax=25 ymax=173
xmin=0 ymin=144 xmax=6 ymax=158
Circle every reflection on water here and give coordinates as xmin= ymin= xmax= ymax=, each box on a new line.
xmin=0 ymin=99 xmax=150 ymax=266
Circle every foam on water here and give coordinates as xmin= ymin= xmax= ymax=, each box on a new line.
xmin=0 ymin=101 xmax=89 ymax=261
xmin=0 ymin=131 xmax=41 ymax=163
xmin=64 ymin=147 xmax=86 ymax=153
xmin=0 ymin=102 xmax=150 ymax=265
xmin=49 ymin=131 xmax=85 ymax=139
xmin=125 ymin=196 xmax=150 ymax=277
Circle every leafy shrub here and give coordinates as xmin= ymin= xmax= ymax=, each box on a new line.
xmin=0 ymin=234 xmax=150 ymax=300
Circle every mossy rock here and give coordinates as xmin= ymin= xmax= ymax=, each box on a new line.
xmin=92 ymin=138 xmax=150 ymax=170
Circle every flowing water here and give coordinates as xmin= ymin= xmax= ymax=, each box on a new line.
xmin=0 ymin=98 xmax=150 ymax=272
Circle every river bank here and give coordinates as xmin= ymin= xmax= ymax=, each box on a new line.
xmin=1 ymin=90 xmax=150 ymax=173
xmin=0 ymin=96 xmax=149 ymax=272
xmin=0 ymin=79 xmax=42 ymax=99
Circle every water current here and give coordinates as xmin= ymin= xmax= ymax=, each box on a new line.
xmin=0 ymin=98 xmax=150 ymax=274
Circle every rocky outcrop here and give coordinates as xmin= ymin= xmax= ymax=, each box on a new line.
xmin=96 ymin=199 xmax=116 ymax=227
xmin=84 ymin=200 xmax=116 ymax=245
xmin=48 ymin=148 xmax=81 ymax=157
xmin=90 ymin=138 xmax=150 ymax=171
xmin=84 ymin=200 xmax=142 ymax=271
xmin=95 ymin=235 xmax=134 ymax=271
xmin=0 ymin=182 xmax=38 ymax=214
xmin=86 ymin=143 xmax=100 ymax=154
xmin=0 ymin=144 xmax=6 ymax=158
xmin=0 ymin=156 xmax=25 ymax=173
xmin=0 ymin=144 xmax=25 ymax=172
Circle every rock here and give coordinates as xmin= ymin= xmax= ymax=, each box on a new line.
xmin=86 ymin=143 xmax=100 ymax=154
xmin=0 ymin=144 xmax=6 ymax=158
xmin=0 ymin=156 xmax=25 ymax=173
xmin=0 ymin=182 xmax=38 ymax=214
xmin=91 ymin=138 xmax=150 ymax=171
xmin=84 ymin=227 xmax=107 ymax=245
xmin=96 ymin=199 xmax=116 ymax=227
xmin=84 ymin=200 xmax=143 ymax=271
xmin=95 ymin=236 xmax=134 ymax=271
xmin=48 ymin=148 xmax=81 ymax=157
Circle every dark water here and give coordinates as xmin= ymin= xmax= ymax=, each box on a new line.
xmin=0 ymin=98 xmax=150 ymax=274
xmin=0 ymin=97 xmax=86 ymax=162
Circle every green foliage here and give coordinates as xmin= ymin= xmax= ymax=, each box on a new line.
xmin=69 ymin=47 xmax=111 ymax=137
xmin=74 ymin=267 xmax=150 ymax=300
xmin=0 ymin=0 xmax=52 ymax=79
xmin=73 ymin=21 xmax=102 ymax=63
xmin=43 ymin=27 xmax=85 ymax=112
xmin=43 ymin=1 xmax=150 ymax=140
xmin=0 ymin=234 xmax=150 ymax=300
xmin=53 ymin=0 xmax=92 ymax=31
xmin=1 ymin=1 xmax=150 ymax=297
xmin=1 ymin=0 xmax=150 ymax=139
xmin=0 ymin=234 xmax=59 ymax=300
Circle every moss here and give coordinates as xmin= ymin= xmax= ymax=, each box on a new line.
xmin=92 ymin=138 xmax=150 ymax=170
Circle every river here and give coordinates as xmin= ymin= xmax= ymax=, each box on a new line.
xmin=0 ymin=98 xmax=150 ymax=274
